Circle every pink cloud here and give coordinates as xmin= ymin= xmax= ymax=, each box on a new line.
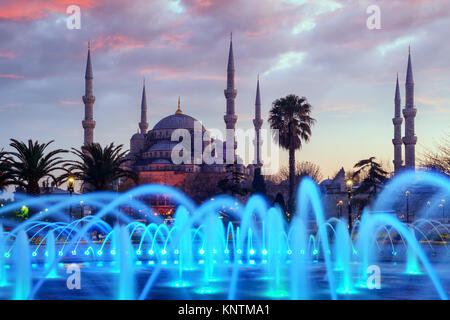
xmin=140 ymin=67 xmax=225 ymax=81
xmin=195 ymin=0 xmax=212 ymax=7
xmin=184 ymin=0 xmax=231 ymax=14
xmin=0 ymin=74 xmax=24 ymax=79
xmin=161 ymin=31 xmax=191 ymax=47
xmin=191 ymin=75 xmax=225 ymax=81
xmin=0 ymin=0 xmax=98 ymax=21
xmin=140 ymin=67 xmax=181 ymax=80
xmin=92 ymin=34 xmax=145 ymax=51
xmin=0 ymin=50 xmax=16 ymax=59
xmin=59 ymin=100 xmax=80 ymax=105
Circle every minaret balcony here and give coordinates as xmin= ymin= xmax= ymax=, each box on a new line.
xmin=402 ymin=136 xmax=417 ymax=145
xmin=82 ymin=119 xmax=96 ymax=129
xmin=224 ymin=89 xmax=237 ymax=99
xmin=392 ymin=117 xmax=403 ymax=125
xmin=402 ymin=107 xmax=417 ymax=117
xmin=83 ymin=95 xmax=96 ymax=104
xmin=224 ymin=114 xmax=238 ymax=126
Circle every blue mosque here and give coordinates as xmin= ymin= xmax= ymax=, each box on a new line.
xmin=81 ymin=35 xmax=262 ymax=212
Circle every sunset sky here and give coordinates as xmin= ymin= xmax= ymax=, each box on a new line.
xmin=0 ymin=0 xmax=449 ymax=179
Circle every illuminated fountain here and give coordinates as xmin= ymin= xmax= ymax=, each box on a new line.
xmin=0 ymin=170 xmax=448 ymax=300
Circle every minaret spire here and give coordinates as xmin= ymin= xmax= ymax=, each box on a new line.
xmin=402 ymin=46 xmax=417 ymax=170
xmin=395 ymin=73 xmax=400 ymax=106
xmin=82 ymin=41 xmax=96 ymax=146
xmin=85 ymin=41 xmax=93 ymax=80
xmin=224 ymin=32 xmax=238 ymax=163
xmin=253 ymin=74 xmax=263 ymax=167
xmin=406 ymin=46 xmax=414 ymax=85
xmin=139 ymin=78 xmax=149 ymax=134
xmin=392 ymin=73 xmax=403 ymax=173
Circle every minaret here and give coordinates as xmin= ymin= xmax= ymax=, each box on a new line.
xmin=139 ymin=79 xmax=149 ymax=134
xmin=82 ymin=42 xmax=96 ymax=146
xmin=392 ymin=73 xmax=403 ymax=173
xmin=224 ymin=32 xmax=238 ymax=163
xmin=402 ymin=47 xmax=417 ymax=169
xmin=253 ymin=74 xmax=263 ymax=167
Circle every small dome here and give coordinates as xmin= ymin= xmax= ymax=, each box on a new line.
xmin=130 ymin=133 xmax=145 ymax=154
xmin=152 ymin=113 xmax=205 ymax=131
xmin=131 ymin=133 xmax=145 ymax=140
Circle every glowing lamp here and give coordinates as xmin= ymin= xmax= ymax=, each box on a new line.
xmin=67 ymin=177 xmax=75 ymax=193
xmin=346 ymin=179 xmax=353 ymax=190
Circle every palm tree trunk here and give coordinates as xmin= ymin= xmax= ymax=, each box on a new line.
xmin=27 ymin=180 xmax=40 ymax=196
xmin=288 ymin=146 xmax=295 ymax=214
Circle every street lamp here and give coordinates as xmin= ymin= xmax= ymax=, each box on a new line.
xmin=67 ymin=177 xmax=75 ymax=219
xmin=440 ymin=199 xmax=446 ymax=222
xmin=79 ymin=200 xmax=84 ymax=220
xmin=426 ymin=201 xmax=431 ymax=219
xmin=405 ymin=190 xmax=410 ymax=224
xmin=337 ymin=200 xmax=343 ymax=219
xmin=346 ymin=179 xmax=353 ymax=232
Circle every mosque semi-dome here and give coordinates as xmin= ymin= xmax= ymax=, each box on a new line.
xmin=131 ymin=133 xmax=145 ymax=140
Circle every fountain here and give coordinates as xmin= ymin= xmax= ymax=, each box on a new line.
xmin=45 ymin=230 xmax=58 ymax=278
xmin=14 ymin=230 xmax=31 ymax=300
xmin=0 ymin=224 xmax=6 ymax=287
xmin=0 ymin=170 xmax=447 ymax=300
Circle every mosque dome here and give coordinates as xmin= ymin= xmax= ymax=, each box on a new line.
xmin=152 ymin=97 xmax=205 ymax=131
xmin=152 ymin=113 xmax=205 ymax=131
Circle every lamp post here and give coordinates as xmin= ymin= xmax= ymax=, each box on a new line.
xmin=440 ymin=199 xmax=446 ymax=222
xmin=426 ymin=201 xmax=431 ymax=219
xmin=67 ymin=177 xmax=75 ymax=220
xmin=337 ymin=200 xmax=343 ymax=219
xmin=79 ymin=200 xmax=84 ymax=220
xmin=346 ymin=179 xmax=353 ymax=232
xmin=405 ymin=190 xmax=410 ymax=224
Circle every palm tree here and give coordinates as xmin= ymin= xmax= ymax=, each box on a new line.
xmin=67 ymin=143 xmax=138 ymax=192
xmin=269 ymin=94 xmax=315 ymax=212
xmin=5 ymin=139 xmax=68 ymax=195
xmin=352 ymin=157 xmax=389 ymax=200
xmin=0 ymin=150 xmax=14 ymax=191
